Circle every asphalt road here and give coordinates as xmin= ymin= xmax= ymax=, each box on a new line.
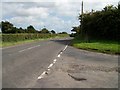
xmin=2 ymin=38 xmax=70 ymax=88
xmin=2 ymin=38 xmax=118 ymax=88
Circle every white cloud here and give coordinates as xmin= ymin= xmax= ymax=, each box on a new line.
xmin=0 ymin=3 xmax=2 ymax=21
xmin=2 ymin=0 xmax=120 ymax=3
xmin=1 ymin=0 xmax=119 ymax=33
xmin=2 ymin=2 xmax=49 ymax=19
xmin=16 ymin=7 xmax=49 ymax=18
xmin=54 ymin=2 xmax=77 ymax=16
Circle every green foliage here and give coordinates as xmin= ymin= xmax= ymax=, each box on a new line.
xmin=72 ymin=38 xmax=120 ymax=55
xmin=40 ymin=28 xmax=50 ymax=34
xmin=1 ymin=21 xmax=14 ymax=33
xmin=51 ymin=30 xmax=56 ymax=34
xmin=71 ymin=26 xmax=80 ymax=33
xmin=58 ymin=32 xmax=68 ymax=34
xmin=2 ymin=34 xmax=56 ymax=42
xmin=71 ymin=26 xmax=80 ymax=37
xmin=69 ymin=33 xmax=76 ymax=37
xmin=2 ymin=34 xmax=68 ymax=42
xmin=56 ymin=34 xmax=68 ymax=37
xmin=1 ymin=21 xmax=55 ymax=34
xmin=26 ymin=25 xmax=37 ymax=33
xmin=1 ymin=21 xmax=26 ymax=33
xmin=78 ymin=4 xmax=120 ymax=41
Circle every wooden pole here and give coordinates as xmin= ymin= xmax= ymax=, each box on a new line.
xmin=81 ymin=1 xmax=83 ymax=37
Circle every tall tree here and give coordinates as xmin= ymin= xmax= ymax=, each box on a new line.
xmin=40 ymin=28 xmax=50 ymax=34
xmin=71 ymin=26 xmax=80 ymax=33
xmin=18 ymin=27 xmax=25 ymax=33
xmin=78 ymin=4 xmax=120 ymax=41
xmin=26 ymin=25 xmax=36 ymax=33
xmin=51 ymin=30 xmax=56 ymax=34
xmin=1 ymin=21 xmax=14 ymax=33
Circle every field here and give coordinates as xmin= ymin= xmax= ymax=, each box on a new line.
xmin=0 ymin=34 xmax=68 ymax=47
xmin=71 ymin=38 xmax=120 ymax=55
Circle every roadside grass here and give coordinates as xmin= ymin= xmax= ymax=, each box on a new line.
xmin=71 ymin=38 xmax=120 ymax=55
xmin=1 ymin=39 xmax=44 ymax=47
xmin=1 ymin=34 xmax=69 ymax=47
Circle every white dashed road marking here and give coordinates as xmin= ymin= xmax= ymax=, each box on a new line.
xmin=53 ymin=59 xmax=57 ymax=62
xmin=48 ymin=63 xmax=54 ymax=69
xmin=60 ymin=52 xmax=63 ymax=54
xmin=38 ymin=71 xmax=46 ymax=79
xmin=57 ymin=54 xmax=61 ymax=57
xmin=19 ymin=45 xmax=40 ymax=52
xmin=53 ymin=61 xmax=56 ymax=64
xmin=63 ymin=45 xmax=68 ymax=51
xmin=37 ymin=45 xmax=68 ymax=80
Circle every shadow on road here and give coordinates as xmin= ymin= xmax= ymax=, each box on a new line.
xmin=50 ymin=38 xmax=72 ymax=45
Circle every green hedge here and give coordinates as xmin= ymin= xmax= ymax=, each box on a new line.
xmin=2 ymin=34 xmax=56 ymax=42
xmin=2 ymin=34 xmax=68 ymax=42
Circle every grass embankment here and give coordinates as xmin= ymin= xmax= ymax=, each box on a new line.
xmin=71 ymin=38 xmax=120 ymax=55
xmin=1 ymin=34 xmax=68 ymax=47
xmin=2 ymin=39 xmax=45 ymax=47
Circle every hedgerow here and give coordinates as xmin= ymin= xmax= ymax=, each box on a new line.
xmin=2 ymin=34 xmax=57 ymax=42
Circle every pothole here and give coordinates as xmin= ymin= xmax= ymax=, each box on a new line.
xmin=68 ymin=73 xmax=87 ymax=81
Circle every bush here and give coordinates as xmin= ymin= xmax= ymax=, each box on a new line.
xmin=79 ymin=4 xmax=120 ymax=41
xmin=2 ymin=34 xmax=57 ymax=42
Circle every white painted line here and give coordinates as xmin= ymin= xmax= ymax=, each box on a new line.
xmin=19 ymin=45 xmax=40 ymax=52
xmin=65 ymin=45 xmax=68 ymax=49
xmin=19 ymin=49 xmax=28 ymax=52
xmin=53 ymin=61 xmax=56 ymax=64
xmin=47 ymin=69 xmax=50 ymax=71
xmin=57 ymin=54 xmax=61 ymax=57
xmin=53 ymin=59 xmax=57 ymax=64
xmin=38 ymin=71 xmax=46 ymax=79
xmin=60 ymin=52 xmax=63 ymax=54
xmin=63 ymin=45 xmax=68 ymax=51
xmin=48 ymin=63 xmax=54 ymax=69
xmin=53 ymin=59 xmax=57 ymax=62
xmin=38 ymin=44 xmax=68 ymax=80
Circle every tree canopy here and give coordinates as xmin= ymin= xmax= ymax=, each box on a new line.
xmin=40 ymin=28 xmax=50 ymax=34
xmin=0 ymin=21 xmax=57 ymax=34
xmin=72 ymin=3 xmax=120 ymax=41
xmin=51 ymin=30 xmax=56 ymax=34
xmin=26 ymin=25 xmax=37 ymax=33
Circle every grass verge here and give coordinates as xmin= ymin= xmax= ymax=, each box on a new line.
xmin=1 ymin=35 xmax=69 ymax=48
xmin=71 ymin=38 xmax=120 ymax=55
xmin=1 ymin=39 xmax=44 ymax=47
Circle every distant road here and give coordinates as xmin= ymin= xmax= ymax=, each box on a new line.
xmin=2 ymin=37 xmax=118 ymax=88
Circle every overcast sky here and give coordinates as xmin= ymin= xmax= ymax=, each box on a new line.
xmin=1 ymin=0 xmax=119 ymax=33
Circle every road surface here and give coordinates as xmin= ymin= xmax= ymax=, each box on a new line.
xmin=2 ymin=38 xmax=118 ymax=88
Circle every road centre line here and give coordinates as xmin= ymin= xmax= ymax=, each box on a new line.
xmin=63 ymin=45 xmax=68 ymax=51
xmin=38 ymin=44 xmax=68 ymax=80
xmin=60 ymin=52 xmax=63 ymax=54
xmin=53 ymin=59 xmax=57 ymax=62
xmin=37 ymin=71 xmax=46 ymax=79
xmin=53 ymin=59 xmax=57 ymax=64
xmin=57 ymin=54 xmax=61 ymax=57
xmin=48 ymin=63 xmax=54 ymax=69
xmin=18 ymin=45 xmax=40 ymax=53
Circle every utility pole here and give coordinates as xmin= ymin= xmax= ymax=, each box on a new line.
xmin=118 ymin=1 xmax=120 ymax=9
xmin=81 ymin=1 xmax=83 ymax=15
xmin=81 ymin=1 xmax=83 ymax=37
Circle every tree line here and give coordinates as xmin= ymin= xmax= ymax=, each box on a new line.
xmin=0 ymin=21 xmax=67 ymax=34
xmin=71 ymin=3 xmax=120 ymax=41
